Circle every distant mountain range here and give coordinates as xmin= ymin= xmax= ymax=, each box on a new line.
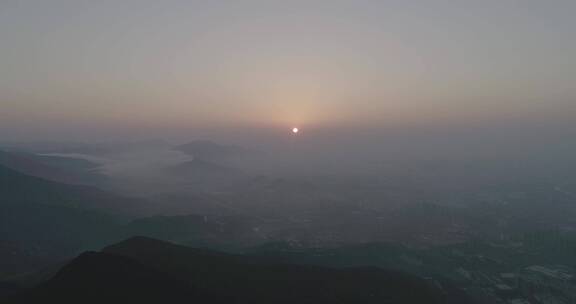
xmin=0 ymin=163 xmax=141 ymax=213
xmin=0 ymin=150 xmax=103 ymax=185
xmin=0 ymin=142 xmax=111 ymax=155
xmin=5 ymin=237 xmax=475 ymax=304
xmin=0 ymin=163 xmax=151 ymax=262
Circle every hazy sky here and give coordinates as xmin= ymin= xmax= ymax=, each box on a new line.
xmin=0 ymin=0 xmax=575 ymax=140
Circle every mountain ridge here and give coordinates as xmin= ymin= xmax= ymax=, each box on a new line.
xmin=7 ymin=236 xmax=476 ymax=304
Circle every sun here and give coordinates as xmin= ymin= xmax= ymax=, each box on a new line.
xmin=292 ymin=127 xmax=299 ymax=134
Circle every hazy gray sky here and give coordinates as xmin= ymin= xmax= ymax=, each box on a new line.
xmin=0 ymin=0 xmax=575 ymax=140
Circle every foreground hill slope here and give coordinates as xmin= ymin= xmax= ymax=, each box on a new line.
xmin=8 ymin=237 xmax=475 ymax=304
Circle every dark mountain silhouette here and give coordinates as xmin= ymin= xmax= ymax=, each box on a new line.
xmin=5 ymin=251 xmax=198 ymax=304
xmin=0 ymin=241 xmax=58 ymax=276
xmin=7 ymin=236 xmax=475 ymax=304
